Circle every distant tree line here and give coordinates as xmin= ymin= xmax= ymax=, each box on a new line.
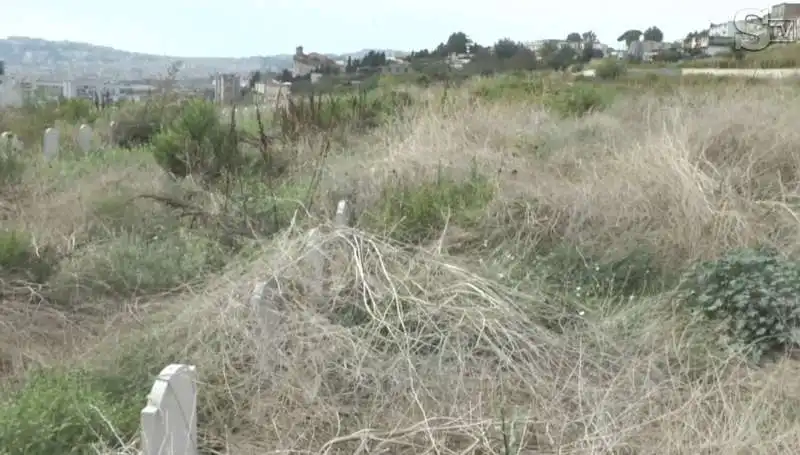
xmin=406 ymin=31 xmax=607 ymax=73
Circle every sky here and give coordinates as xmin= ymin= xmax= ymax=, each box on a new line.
xmin=0 ymin=0 xmax=773 ymax=57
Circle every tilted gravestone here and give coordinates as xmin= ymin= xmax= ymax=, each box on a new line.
xmin=141 ymin=364 xmax=198 ymax=455
xmin=77 ymin=124 xmax=93 ymax=153
xmin=43 ymin=127 xmax=59 ymax=160
xmin=108 ymin=120 xmax=117 ymax=145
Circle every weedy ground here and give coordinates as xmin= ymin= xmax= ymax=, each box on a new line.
xmin=2 ymin=75 xmax=800 ymax=454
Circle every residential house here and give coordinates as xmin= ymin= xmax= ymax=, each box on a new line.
xmin=771 ymin=2 xmax=800 ymax=19
xmin=767 ymin=4 xmax=800 ymax=41
xmin=380 ymin=58 xmax=412 ymax=75
xmin=447 ymin=53 xmax=472 ymax=70
xmin=525 ymin=39 xmax=581 ymax=55
xmin=703 ymin=17 xmax=781 ymax=55
xmin=292 ymin=46 xmax=339 ymax=77
xmin=592 ymin=42 xmax=610 ymax=55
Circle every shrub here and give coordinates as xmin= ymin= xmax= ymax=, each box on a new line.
xmin=112 ymin=98 xmax=185 ymax=149
xmin=0 ymin=229 xmax=57 ymax=288
xmin=469 ymin=75 xmax=548 ymax=102
xmin=0 ymin=367 xmax=143 ymax=454
xmin=680 ymin=247 xmax=800 ymax=362
xmin=544 ymin=83 xmax=613 ymax=117
xmin=594 ymin=59 xmax=626 ymax=80
xmin=150 ymin=98 xmax=236 ymax=181
xmin=0 ymin=136 xmax=25 ymax=188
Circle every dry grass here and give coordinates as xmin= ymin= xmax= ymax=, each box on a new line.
xmin=4 ymin=79 xmax=800 ymax=454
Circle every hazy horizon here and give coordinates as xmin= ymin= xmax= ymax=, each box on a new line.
xmin=0 ymin=0 xmax=772 ymax=58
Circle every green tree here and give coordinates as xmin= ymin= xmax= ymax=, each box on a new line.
xmin=643 ymin=26 xmax=664 ymax=42
xmin=445 ymin=32 xmax=470 ymax=55
xmin=507 ymin=47 xmax=538 ymax=71
xmin=493 ymin=38 xmax=524 ymax=59
xmin=409 ymin=49 xmax=431 ymax=60
xmin=617 ymin=29 xmax=643 ymax=46
xmin=539 ymin=40 xmax=559 ymax=62
xmin=566 ymin=32 xmax=582 ymax=43
xmin=469 ymin=42 xmax=486 ymax=54
xmin=580 ymin=43 xmax=594 ymax=63
xmin=547 ymin=46 xmax=577 ymax=70
xmin=361 ymin=51 xmax=387 ymax=67
xmin=277 ymin=69 xmax=293 ymax=82
xmin=580 ymin=31 xmax=598 ymax=62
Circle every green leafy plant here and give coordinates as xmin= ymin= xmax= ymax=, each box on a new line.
xmin=594 ymin=58 xmax=626 ymax=80
xmin=0 ymin=138 xmax=25 ymax=188
xmin=544 ymin=83 xmax=613 ymax=117
xmin=680 ymin=247 xmax=800 ymax=362
xmin=151 ymin=98 xmax=237 ymax=182
xmin=0 ymin=229 xmax=57 ymax=288
xmin=0 ymin=367 xmax=142 ymax=454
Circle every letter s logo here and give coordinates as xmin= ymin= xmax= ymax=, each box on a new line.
xmin=733 ymin=9 xmax=772 ymax=51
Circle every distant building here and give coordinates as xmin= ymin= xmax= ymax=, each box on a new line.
xmin=292 ymin=46 xmax=338 ymax=77
xmin=380 ymin=58 xmax=412 ymax=75
xmin=771 ymin=2 xmax=800 ymax=20
xmin=213 ymin=73 xmax=241 ymax=105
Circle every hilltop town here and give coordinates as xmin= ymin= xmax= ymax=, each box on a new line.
xmin=1 ymin=2 xmax=800 ymax=107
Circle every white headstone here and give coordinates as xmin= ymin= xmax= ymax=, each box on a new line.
xmin=141 ymin=364 xmax=198 ymax=455
xmin=43 ymin=127 xmax=59 ymax=160
xmin=77 ymin=124 xmax=93 ymax=153
xmin=249 ymin=280 xmax=285 ymax=369
xmin=335 ymin=199 xmax=350 ymax=227
xmin=108 ymin=121 xmax=117 ymax=144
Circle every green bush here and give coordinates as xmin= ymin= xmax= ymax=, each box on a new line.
xmin=544 ymin=84 xmax=613 ymax=117
xmin=680 ymin=247 xmax=800 ymax=362
xmin=469 ymin=75 xmax=548 ymax=102
xmin=0 ymin=137 xmax=25 ymax=188
xmin=0 ymin=229 xmax=57 ymax=287
xmin=0 ymin=367 xmax=143 ymax=454
xmin=151 ymin=98 xmax=236 ymax=181
xmin=594 ymin=59 xmax=626 ymax=80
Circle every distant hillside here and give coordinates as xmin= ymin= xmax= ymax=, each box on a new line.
xmin=0 ymin=36 xmax=407 ymax=80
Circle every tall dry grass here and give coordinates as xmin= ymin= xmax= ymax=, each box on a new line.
xmin=6 ymin=80 xmax=800 ymax=454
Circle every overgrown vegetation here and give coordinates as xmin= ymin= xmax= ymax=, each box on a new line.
xmin=681 ymin=247 xmax=800 ymax=363
xmin=2 ymin=71 xmax=800 ymax=455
